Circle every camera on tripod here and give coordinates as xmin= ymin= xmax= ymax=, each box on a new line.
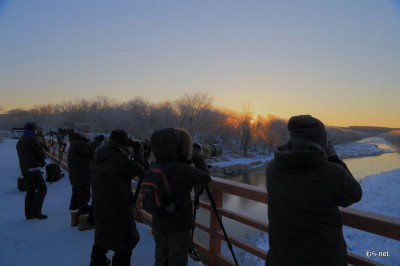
xmin=193 ymin=143 xmax=222 ymax=159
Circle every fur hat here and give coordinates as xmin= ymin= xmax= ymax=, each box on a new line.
xmin=74 ymin=123 xmax=90 ymax=134
xmin=151 ymin=127 xmax=193 ymax=162
xmin=109 ymin=129 xmax=130 ymax=146
xmin=24 ymin=122 xmax=37 ymax=131
xmin=287 ymin=115 xmax=328 ymax=149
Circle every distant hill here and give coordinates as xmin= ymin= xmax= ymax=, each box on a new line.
xmin=346 ymin=126 xmax=399 ymax=134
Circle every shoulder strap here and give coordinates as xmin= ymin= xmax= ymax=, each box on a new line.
xmin=152 ymin=168 xmax=170 ymax=194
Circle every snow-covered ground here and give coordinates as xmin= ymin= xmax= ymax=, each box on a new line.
xmin=1 ymin=137 xmax=399 ymax=265
xmin=0 ymin=138 xmax=202 ymax=266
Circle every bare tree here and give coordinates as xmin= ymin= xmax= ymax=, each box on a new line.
xmin=173 ymin=92 xmax=214 ymax=139
xmin=237 ymin=103 xmax=254 ymax=156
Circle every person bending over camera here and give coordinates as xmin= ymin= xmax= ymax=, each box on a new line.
xmin=90 ymin=129 xmax=145 ymax=266
xmin=266 ymin=115 xmax=362 ymax=266
xmin=150 ymin=127 xmax=211 ymax=266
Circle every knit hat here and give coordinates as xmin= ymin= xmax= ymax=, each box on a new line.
xmin=74 ymin=123 xmax=90 ymax=134
xmin=24 ymin=122 xmax=37 ymax=131
xmin=287 ymin=115 xmax=328 ymax=149
xmin=110 ymin=129 xmax=130 ymax=145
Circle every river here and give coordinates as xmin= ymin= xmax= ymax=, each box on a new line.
xmin=194 ymin=138 xmax=400 ymax=253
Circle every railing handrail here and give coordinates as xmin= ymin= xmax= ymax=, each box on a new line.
xmin=48 ymin=145 xmax=400 ymax=266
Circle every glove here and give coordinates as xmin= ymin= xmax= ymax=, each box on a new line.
xmin=325 ymin=141 xmax=339 ymax=160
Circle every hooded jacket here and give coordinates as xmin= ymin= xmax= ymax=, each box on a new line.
xmin=16 ymin=129 xmax=46 ymax=176
xmin=266 ymin=138 xmax=362 ymax=266
xmin=91 ymin=140 xmax=144 ymax=250
xmin=150 ymin=128 xmax=212 ymax=232
xmin=67 ymin=132 xmax=92 ymax=187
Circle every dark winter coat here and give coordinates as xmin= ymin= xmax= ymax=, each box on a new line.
xmin=91 ymin=140 xmax=144 ymax=251
xmin=67 ymin=132 xmax=92 ymax=187
xmin=150 ymin=127 xmax=212 ymax=232
xmin=151 ymin=161 xmax=211 ymax=232
xmin=16 ymin=130 xmax=46 ymax=176
xmin=266 ymin=139 xmax=362 ymax=266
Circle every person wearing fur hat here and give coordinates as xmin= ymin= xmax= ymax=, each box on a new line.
xmin=266 ymin=115 xmax=362 ymax=266
xmin=16 ymin=122 xmax=48 ymax=220
xmin=67 ymin=122 xmax=96 ymax=230
xmin=150 ymin=127 xmax=211 ymax=266
xmin=90 ymin=129 xmax=145 ymax=266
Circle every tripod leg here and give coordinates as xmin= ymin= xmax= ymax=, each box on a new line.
xmin=204 ymin=185 xmax=239 ymax=266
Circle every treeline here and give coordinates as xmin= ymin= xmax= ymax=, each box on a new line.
xmin=0 ymin=93 xmax=366 ymax=155
xmin=382 ymin=130 xmax=400 ymax=149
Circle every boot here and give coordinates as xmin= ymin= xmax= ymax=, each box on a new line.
xmin=70 ymin=210 xmax=79 ymax=227
xmin=78 ymin=214 xmax=95 ymax=231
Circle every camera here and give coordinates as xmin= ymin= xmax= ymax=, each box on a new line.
xmin=193 ymin=143 xmax=222 ymax=159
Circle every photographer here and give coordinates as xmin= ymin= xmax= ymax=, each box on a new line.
xmin=16 ymin=122 xmax=47 ymax=220
xmin=90 ymin=129 xmax=144 ymax=266
xmin=67 ymin=123 xmax=95 ymax=230
xmin=150 ymin=127 xmax=211 ymax=266
xmin=266 ymin=115 xmax=362 ymax=266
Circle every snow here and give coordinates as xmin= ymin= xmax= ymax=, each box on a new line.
xmin=1 ymin=137 xmax=399 ymax=266
xmin=0 ymin=138 xmax=202 ymax=266
xmin=208 ymin=136 xmax=394 ymax=169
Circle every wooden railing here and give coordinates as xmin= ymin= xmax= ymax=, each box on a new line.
xmin=49 ymin=145 xmax=400 ymax=266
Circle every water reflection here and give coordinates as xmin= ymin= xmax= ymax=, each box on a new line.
xmin=196 ymin=139 xmax=400 ymax=249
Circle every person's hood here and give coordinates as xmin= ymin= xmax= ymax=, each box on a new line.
xmin=151 ymin=127 xmax=192 ymax=162
xmin=93 ymin=140 xmax=130 ymax=164
xmin=274 ymin=138 xmax=327 ymax=173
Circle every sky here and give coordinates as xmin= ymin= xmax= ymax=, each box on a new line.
xmin=1 ymin=136 xmax=399 ymax=265
xmin=1 ymin=0 xmax=400 ymax=128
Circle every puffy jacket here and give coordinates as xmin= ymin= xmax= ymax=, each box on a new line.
xmin=266 ymin=139 xmax=362 ymax=266
xmin=150 ymin=127 xmax=212 ymax=232
xmin=67 ymin=132 xmax=92 ymax=187
xmin=151 ymin=161 xmax=211 ymax=232
xmin=91 ymin=140 xmax=144 ymax=250
xmin=16 ymin=130 xmax=46 ymax=176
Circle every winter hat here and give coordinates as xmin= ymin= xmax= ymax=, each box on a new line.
xmin=24 ymin=122 xmax=37 ymax=131
xmin=74 ymin=123 xmax=90 ymax=134
xmin=287 ymin=115 xmax=328 ymax=149
xmin=151 ymin=127 xmax=193 ymax=161
xmin=109 ymin=129 xmax=130 ymax=146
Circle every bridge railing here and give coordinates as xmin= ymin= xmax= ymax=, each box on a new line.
xmin=49 ymin=145 xmax=400 ymax=266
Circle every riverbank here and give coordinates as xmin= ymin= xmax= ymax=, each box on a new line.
xmin=207 ymin=137 xmax=394 ymax=177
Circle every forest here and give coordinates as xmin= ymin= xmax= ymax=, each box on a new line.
xmin=0 ymin=93 xmax=372 ymax=155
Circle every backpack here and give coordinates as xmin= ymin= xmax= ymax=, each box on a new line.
xmin=45 ymin=163 xmax=65 ymax=182
xmin=140 ymin=166 xmax=176 ymax=215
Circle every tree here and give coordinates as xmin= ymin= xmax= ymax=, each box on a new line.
xmin=173 ymin=92 xmax=215 ymax=139
xmin=238 ymin=103 xmax=254 ymax=156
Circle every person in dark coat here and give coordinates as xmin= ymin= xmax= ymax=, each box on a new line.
xmin=16 ymin=122 xmax=48 ymax=220
xmin=89 ymin=134 xmax=105 ymax=154
xmin=266 ymin=115 xmax=362 ymax=266
xmin=150 ymin=127 xmax=212 ymax=266
xmin=90 ymin=129 xmax=145 ymax=266
xmin=67 ymin=122 xmax=95 ymax=230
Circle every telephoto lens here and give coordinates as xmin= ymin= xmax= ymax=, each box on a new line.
xmin=193 ymin=143 xmax=223 ymax=159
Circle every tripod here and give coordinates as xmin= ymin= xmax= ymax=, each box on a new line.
xmin=48 ymin=137 xmax=67 ymax=184
xmin=132 ymin=168 xmax=239 ymax=265
xmin=190 ymin=185 xmax=239 ymax=266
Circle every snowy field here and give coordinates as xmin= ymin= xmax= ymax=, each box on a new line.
xmin=1 ymin=137 xmax=399 ymax=265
